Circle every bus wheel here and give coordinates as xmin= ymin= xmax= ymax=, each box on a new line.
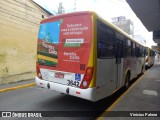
xmin=145 ymin=66 xmax=148 ymax=70
xmin=125 ymin=73 xmax=130 ymax=89
xmin=141 ymin=66 xmax=144 ymax=74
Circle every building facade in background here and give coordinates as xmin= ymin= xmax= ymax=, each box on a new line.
xmin=112 ymin=16 xmax=134 ymax=37
xmin=0 ymin=0 xmax=52 ymax=84
xmin=112 ymin=16 xmax=147 ymax=46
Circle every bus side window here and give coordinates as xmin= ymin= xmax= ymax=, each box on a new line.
xmin=97 ymin=21 xmax=106 ymax=58
xmin=98 ymin=42 xmax=107 ymax=57
xmin=151 ymin=50 xmax=155 ymax=56
xmin=97 ymin=20 xmax=114 ymax=58
xmin=144 ymin=47 xmax=147 ymax=56
xmin=139 ymin=46 xmax=142 ymax=57
xmin=106 ymin=29 xmax=114 ymax=58
xmin=153 ymin=51 xmax=156 ymax=56
xmin=115 ymin=32 xmax=125 ymax=58
xmin=125 ymin=39 xmax=131 ymax=57
xmin=132 ymin=42 xmax=136 ymax=57
xmin=141 ymin=46 xmax=145 ymax=57
xmin=135 ymin=44 xmax=140 ymax=57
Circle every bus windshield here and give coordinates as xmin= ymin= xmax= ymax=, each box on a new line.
xmin=37 ymin=14 xmax=92 ymax=74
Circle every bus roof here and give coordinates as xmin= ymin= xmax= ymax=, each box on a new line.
xmin=40 ymin=11 xmax=144 ymax=47
xmin=41 ymin=11 xmax=92 ymax=24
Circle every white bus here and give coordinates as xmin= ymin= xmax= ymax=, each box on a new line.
xmin=145 ymin=47 xmax=155 ymax=69
xmin=35 ymin=11 xmax=145 ymax=101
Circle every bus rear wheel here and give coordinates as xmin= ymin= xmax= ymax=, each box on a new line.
xmin=124 ymin=73 xmax=130 ymax=89
xmin=141 ymin=66 xmax=144 ymax=74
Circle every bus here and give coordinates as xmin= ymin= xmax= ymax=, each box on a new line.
xmin=145 ymin=47 xmax=155 ymax=69
xmin=35 ymin=11 xmax=145 ymax=102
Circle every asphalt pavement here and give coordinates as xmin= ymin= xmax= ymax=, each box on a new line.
xmin=0 ymin=63 xmax=160 ymax=120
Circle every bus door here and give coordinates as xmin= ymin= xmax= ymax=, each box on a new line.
xmin=115 ymin=39 xmax=124 ymax=89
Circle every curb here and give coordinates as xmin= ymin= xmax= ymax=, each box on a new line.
xmin=0 ymin=83 xmax=36 ymax=93
xmin=97 ymin=72 xmax=146 ymax=120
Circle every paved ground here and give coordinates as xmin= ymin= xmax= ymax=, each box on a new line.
xmin=0 ymin=79 xmax=35 ymax=90
xmin=0 ymin=78 xmax=124 ymax=120
xmin=0 ymin=64 xmax=159 ymax=120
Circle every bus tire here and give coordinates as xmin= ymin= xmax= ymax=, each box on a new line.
xmin=141 ymin=66 xmax=144 ymax=74
xmin=124 ymin=73 xmax=130 ymax=89
xmin=145 ymin=66 xmax=148 ymax=70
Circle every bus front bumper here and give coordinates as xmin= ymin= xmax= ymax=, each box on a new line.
xmin=35 ymin=77 xmax=96 ymax=101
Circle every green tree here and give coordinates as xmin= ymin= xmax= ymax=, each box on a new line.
xmin=57 ymin=2 xmax=65 ymax=14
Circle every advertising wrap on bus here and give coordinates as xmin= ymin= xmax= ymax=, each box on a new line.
xmin=37 ymin=14 xmax=92 ymax=88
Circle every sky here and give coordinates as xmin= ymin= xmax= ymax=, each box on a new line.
xmin=33 ymin=0 xmax=156 ymax=48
